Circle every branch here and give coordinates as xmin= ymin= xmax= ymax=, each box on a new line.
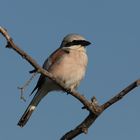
xmin=60 ymin=80 xmax=140 ymax=139
xmin=0 ymin=26 xmax=140 ymax=140
xmin=60 ymin=97 xmax=100 ymax=140
xmin=102 ymin=80 xmax=140 ymax=110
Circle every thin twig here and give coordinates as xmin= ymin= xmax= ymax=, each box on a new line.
xmin=101 ymin=80 xmax=140 ymax=110
xmin=17 ymin=72 xmax=38 ymax=102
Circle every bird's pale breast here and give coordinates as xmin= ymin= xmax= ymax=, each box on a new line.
xmin=49 ymin=49 xmax=88 ymax=90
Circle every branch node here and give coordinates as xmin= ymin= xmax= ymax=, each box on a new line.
xmin=91 ymin=96 xmax=98 ymax=104
xmin=90 ymin=96 xmax=103 ymax=114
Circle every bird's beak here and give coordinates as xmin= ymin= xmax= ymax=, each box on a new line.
xmin=83 ymin=40 xmax=91 ymax=46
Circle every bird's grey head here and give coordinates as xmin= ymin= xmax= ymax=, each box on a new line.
xmin=60 ymin=34 xmax=91 ymax=48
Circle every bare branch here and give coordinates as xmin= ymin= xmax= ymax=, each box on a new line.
xmin=0 ymin=26 xmax=139 ymax=140
xmin=60 ymin=113 xmax=98 ymax=140
xmin=60 ymin=80 xmax=140 ymax=139
xmin=60 ymin=97 xmax=101 ymax=140
xmin=101 ymin=80 xmax=140 ymax=110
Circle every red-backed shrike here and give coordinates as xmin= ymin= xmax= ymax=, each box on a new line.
xmin=18 ymin=34 xmax=91 ymax=127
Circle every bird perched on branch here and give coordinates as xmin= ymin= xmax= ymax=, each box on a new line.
xmin=18 ymin=34 xmax=91 ymax=127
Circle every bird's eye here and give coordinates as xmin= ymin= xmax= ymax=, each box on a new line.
xmin=65 ymin=40 xmax=91 ymax=47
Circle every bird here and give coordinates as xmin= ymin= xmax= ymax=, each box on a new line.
xmin=17 ymin=33 xmax=91 ymax=127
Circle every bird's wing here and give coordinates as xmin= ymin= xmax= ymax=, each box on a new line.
xmin=29 ymin=75 xmax=45 ymax=95
xmin=30 ymin=48 xmax=69 ymax=95
xmin=43 ymin=48 xmax=70 ymax=70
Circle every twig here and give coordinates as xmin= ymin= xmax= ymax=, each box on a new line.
xmin=101 ymin=79 xmax=140 ymax=110
xmin=0 ymin=26 xmax=139 ymax=140
xmin=17 ymin=72 xmax=38 ymax=102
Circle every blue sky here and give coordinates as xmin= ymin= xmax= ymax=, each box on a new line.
xmin=0 ymin=0 xmax=140 ymax=139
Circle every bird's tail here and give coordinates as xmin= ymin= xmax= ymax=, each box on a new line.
xmin=17 ymin=104 xmax=36 ymax=127
xmin=18 ymin=89 xmax=47 ymax=127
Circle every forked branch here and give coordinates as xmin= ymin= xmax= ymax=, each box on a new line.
xmin=0 ymin=27 xmax=139 ymax=140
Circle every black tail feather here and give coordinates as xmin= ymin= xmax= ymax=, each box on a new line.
xmin=18 ymin=105 xmax=36 ymax=127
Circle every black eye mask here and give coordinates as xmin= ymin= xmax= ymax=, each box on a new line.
xmin=65 ymin=40 xmax=91 ymax=47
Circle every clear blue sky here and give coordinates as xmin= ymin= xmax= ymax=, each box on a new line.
xmin=0 ymin=0 xmax=140 ymax=139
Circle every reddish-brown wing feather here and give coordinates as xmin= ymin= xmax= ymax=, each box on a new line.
xmin=30 ymin=48 xmax=69 ymax=95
